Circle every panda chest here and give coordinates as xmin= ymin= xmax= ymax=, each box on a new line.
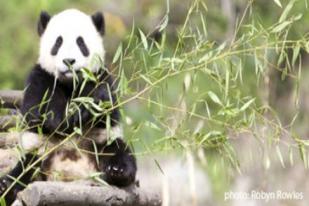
xmin=43 ymin=147 xmax=98 ymax=181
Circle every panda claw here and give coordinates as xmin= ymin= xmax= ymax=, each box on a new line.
xmin=0 ymin=177 xmax=11 ymax=195
xmin=112 ymin=166 xmax=119 ymax=171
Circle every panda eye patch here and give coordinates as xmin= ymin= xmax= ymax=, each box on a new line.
xmin=51 ymin=36 xmax=63 ymax=56
xmin=76 ymin=36 xmax=89 ymax=57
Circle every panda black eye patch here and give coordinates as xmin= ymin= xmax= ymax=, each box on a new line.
xmin=51 ymin=36 xmax=63 ymax=56
xmin=76 ymin=36 xmax=89 ymax=57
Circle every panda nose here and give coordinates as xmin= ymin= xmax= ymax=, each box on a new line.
xmin=63 ymin=58 xmax=76 ymax=66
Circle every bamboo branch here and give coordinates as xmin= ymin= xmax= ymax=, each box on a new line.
xmin=12 ymin=181 xmax=161 ymax=206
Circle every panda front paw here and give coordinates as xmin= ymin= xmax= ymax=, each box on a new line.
xmin=104 ymin=153 xmax=137 ymax=187
xmin=0 ymin=176 xmax=20 ymax=205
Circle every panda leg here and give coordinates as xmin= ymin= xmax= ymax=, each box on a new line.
xmin=99 ymin=138 xmax=137 ymax=187
xmin=0 ymin=153 xmax=38 ymax=205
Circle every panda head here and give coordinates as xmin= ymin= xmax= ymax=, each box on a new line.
xmin=37 ymin=9 xmax=105 ymax=80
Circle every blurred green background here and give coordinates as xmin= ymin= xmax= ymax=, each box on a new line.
xmin=1 ymin=0 xmax=309 ymax=205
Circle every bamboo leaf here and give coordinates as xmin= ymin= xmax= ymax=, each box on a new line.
xmin=208 ymin=91 xmax=223 ymax=106
xmin=154 ymin=159 xmax=165 ymax=175
xmin=276 ymin=145 xmax=285 ymax=168
xmin=271 ymin=21 xmax=291 ymax=33
xmin=140 ymin=74 xmax=153 ymax=85
xmin=0 ymin=198 xmax=6 ymax=206
xmin=159 ymin=15 xmax=169 ymax=32
xmin=292 ymin=43 xmax=300 ymax=66
xmin=240 ymin=99 xmax=255 ymax=111
xmin=292 ymin=13 xmax=303 ymax=21
xmin=289 ymin=147 xmax=294 ymax=166
xmin=139 ymin=29 xmax=148 ymax=50
xmin=273 ymin=0 xmax=282 ymax=8
xmin=279 ymin=0 xmax=296 ymax=23
xmin=112 ymin=43 xmax=123 ymax=63
xmin=299 ymin=143 xmax=307 ymax=167
xmin=145 ymin=121 xmax=161 ymax=131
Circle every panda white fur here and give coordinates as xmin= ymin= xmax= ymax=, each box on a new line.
xmin=0 ymin=9 xmax=137 ymax=205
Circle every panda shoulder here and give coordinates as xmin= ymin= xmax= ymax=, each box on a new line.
xmin=26 ymin=64 xmax=55 ymax=85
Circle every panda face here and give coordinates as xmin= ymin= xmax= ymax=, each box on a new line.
xmin=38 ymin=9 xmax=105 ymax=79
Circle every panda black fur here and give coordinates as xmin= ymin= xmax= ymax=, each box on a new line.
xmin=0 ymin=9 xmax=137 ymax=205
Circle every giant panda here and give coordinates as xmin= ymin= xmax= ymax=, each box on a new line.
xmin=0 ymin=9 xmax=137 ymax=205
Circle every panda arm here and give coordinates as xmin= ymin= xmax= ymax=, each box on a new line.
xmin=22 ymin=66 xmax=68 ymax=134
xmin=69 ymin=72 xmax=120 ymax=129
xmin=0 ymin=154 xmax=39 ymax=205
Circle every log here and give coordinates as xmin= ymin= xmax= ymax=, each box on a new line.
xmin=0 ymin=131 xmax=19 ymax=148
xmin=0 ymin=90 xmax=23 ymax=109
xmin=0 ymin=115 xmax=20 ymax=149
xmin=0 ymin=115 xmax=19 ymax=132
xmin=12 ymin=181 xmax=161 ymax=206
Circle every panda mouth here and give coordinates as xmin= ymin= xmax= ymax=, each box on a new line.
xmin=59 ymin=70 xmax=82 ymax=80
xmin=60 ymin=70 xmax=81 ymax=75
xmin=61 ymin=70 xmax=72 ymax=75
xmin=59 ymin=70 xmax=73 ymax=78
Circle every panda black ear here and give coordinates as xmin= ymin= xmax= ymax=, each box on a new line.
xmin=38 ymin=11 xmax=51 ymax=36
xmin=91 ymin=12 xmax=105 ymax=35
